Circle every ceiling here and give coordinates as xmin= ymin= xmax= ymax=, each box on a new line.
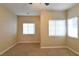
xmin=1 ymin=3 xmax=76 ymax=16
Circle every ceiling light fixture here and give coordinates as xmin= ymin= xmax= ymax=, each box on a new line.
xmin=28 ymin=3 xmax=50 ymax=6
xmin=29 ymin=3 xmax=32 ymax=4
xmin=45 ymin=3 xmax=49 ymax=6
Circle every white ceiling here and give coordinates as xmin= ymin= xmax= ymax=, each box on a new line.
xmin=1 ymin=3 xmax=76 ymax=16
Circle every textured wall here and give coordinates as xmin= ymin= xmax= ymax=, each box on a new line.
xmin=40 ymin=10 xmax=66 ymax=47
xmin=18 ymin=16 xmax=40 ymax=43
xmin=0 ymin=6 xmax=17 ymax=54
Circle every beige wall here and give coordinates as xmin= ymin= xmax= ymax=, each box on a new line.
xmin=67 ymin=4 xmax=79 ymax=53
xmin=0 ymin=6 xmax=17 ymax=54
xmin=1 ymin=4 xmax=79 ymax=55
xmin=18 ymin=16 xmax=40 ymax=43
xmin=40 ymin=10 xmax=66 ymax=47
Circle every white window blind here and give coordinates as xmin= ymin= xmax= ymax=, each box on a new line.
xmin=23 ymin=23 xmax=35 ymax=34
xmin=49 ymin=20 xmax=66 ymax=36
xmin=68 ymin=17 xmax=78 ymax=38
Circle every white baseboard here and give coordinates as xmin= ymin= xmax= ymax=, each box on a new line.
xmin=41 ymin=46 xmax=66 ymax=48
xmin=0 ymin=42 xmax=79 ymax=56
xmin=0 ymin=43 xmax=17 ymax=55
xmin=66 ymin=46 xmax=79 ymax=55
xmin=41 ymin=46 xmax=79 ymax=55
xmin=18 ymin=41 xmax=40 ymax=43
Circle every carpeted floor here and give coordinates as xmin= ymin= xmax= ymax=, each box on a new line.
xmin=2 ymin=43 xmax=77 ymax=56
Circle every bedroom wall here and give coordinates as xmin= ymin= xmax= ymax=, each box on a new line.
xmin=67 ymin=4 xmax=79 ymax=53
xmin=40 ymin=10 xmax=66 ymax=47
xmin=0 ymin=6 xmax=17 ymax=55
xmin=18 ymin=16 xmax=40 ymax=43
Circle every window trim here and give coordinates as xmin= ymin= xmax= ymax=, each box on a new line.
xmin=67 ymin=17 xmax=78 ymax=39
xmin=48 ymin=19 xmax=66 ymax=37
xmin=23 ymin=23 xmax=35 ymax=35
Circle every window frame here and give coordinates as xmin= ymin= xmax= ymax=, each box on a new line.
xmin=67 ymin=17 xmax=78 ymax=39
xmin=23 ymin=23 xmax=35 ymax=35
xmin=48 ymin=19 xmax=66 ymax=37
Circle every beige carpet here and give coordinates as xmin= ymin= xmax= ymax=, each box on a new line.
xmin=2 ymin=43 xmax=77 ymax=56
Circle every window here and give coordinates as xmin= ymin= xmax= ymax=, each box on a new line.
xmin=23 ymin=23 xmax=35 ymax=34
xmin=49 ymin=20 xmax=66 ymax=36
xmin=68 ymin=17 xmax=78 ymax=38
